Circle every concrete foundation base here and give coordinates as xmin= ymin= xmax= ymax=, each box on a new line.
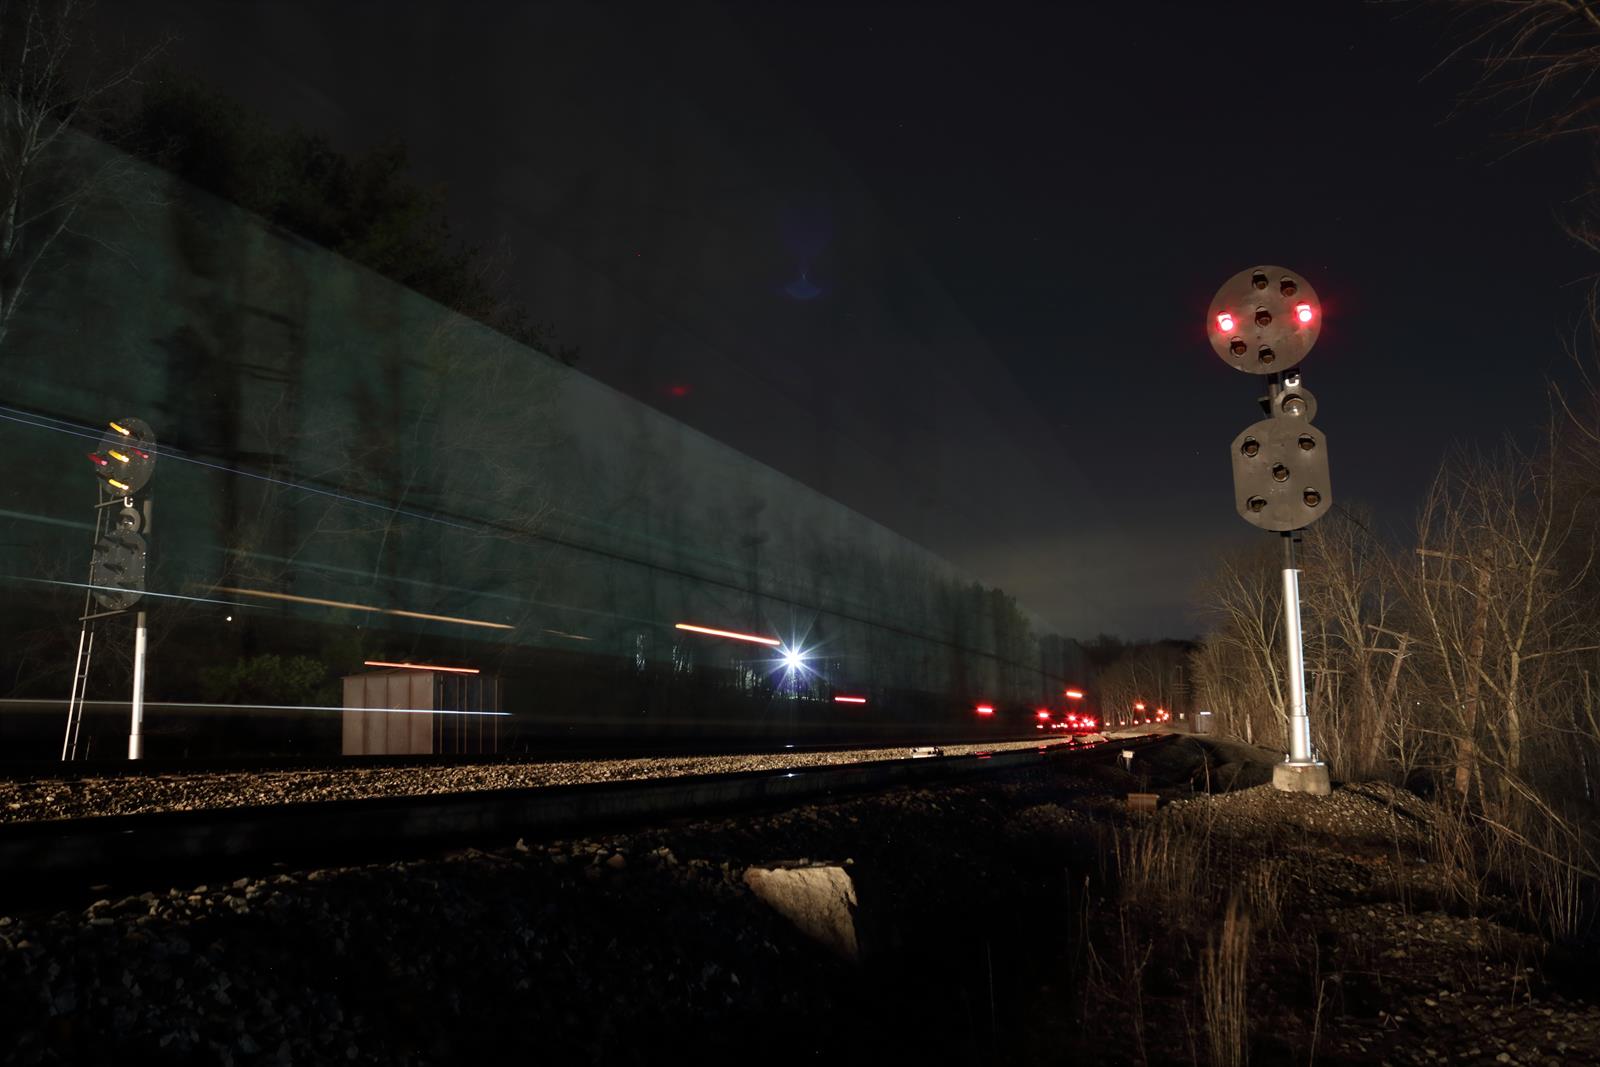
xmin=1272 ymin=761 xmax=1331 ymax=795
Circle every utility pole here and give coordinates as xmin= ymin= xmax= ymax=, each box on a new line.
xmin=1207 ymin=266 xmax=1333 ymax=795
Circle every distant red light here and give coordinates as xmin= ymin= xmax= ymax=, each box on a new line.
xmin=1064 ymin=688 xmax=1084 ymax=700
xmin=976 ymin=704 xmax=995 ymax=716
xmin=1134 ymin=702 xmax=1146 ymax=711
xmin=1295 ymin=302 xmax=1314 ymax=324
xmin=1036 ymin=709 xmax=1051 ymax=720
xmin=833 ymin=695 xmax=867 ymax=705
xmin=667 ymin=384 xmax=691 ymax=398
xmin=1216 ymin=312 xmax=1236 ymax=333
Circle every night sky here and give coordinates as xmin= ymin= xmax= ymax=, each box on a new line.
xmin=103 ymin=0 xmax=1594 ymax=640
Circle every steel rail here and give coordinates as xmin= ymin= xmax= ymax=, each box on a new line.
xmin=0 ymin=736 xmax=1158 ymax=888
xmin=0 ymin=732 xmax=1079 ymax=781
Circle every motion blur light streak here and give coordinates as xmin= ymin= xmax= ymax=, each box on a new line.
xmin=18 ymin=576 xmax=239 ymax=608
xmin=156 ymin=700 xmax=509 ymax=717
xmin=833 ymin=695 xmax=867 ymax=704
xmin=975 ymin=704 xmax=995 ymax=716
xmin=362 ymin=660 xmax=480 ymax=675
xmin=212 ymin=586 xmax=386 ymax=613
xmin=3 ymin=407 xmax=1091 ymax=681
xmin=673 ymin=622 xmax=783 ymax=646
xmin=204 ymin=541 xmax=659 ymax=632
xmin=1064 ymin=688 xmax=1084 ymax=699
xmin=214 ymin=585 xmax=513 ymax=630
xmin=387 ymin=607 xmax=515 ymax=630
xmin=0 ymin=406 xmax=480 ymax=533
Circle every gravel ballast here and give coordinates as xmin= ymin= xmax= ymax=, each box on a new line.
xmin=0 ymin=739 xmax=1071 ymax=823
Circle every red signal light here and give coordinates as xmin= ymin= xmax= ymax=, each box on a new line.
xmin=833 ymin=695 xmax=867 ymax=705
xmin=1295 ymin=302 xmax=1314 ymax=324
xmin=87 ymin=452 xmax=108 ymax=467
xmin=1216 ymin=312 xmax=1236 ymax=333
xmin=976 ymin=704 xmax=995 ymax=716
xmin=1036 ymin=709 xmax=1051 ymax=720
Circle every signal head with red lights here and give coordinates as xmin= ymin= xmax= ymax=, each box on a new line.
xmin=87 ymin=417 xmax=156 ymax=496
xmin=1207 ymin=265 xmax=1321 ymax=375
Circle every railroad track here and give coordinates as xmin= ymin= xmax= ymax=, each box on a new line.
xmin=0 ymin=731 xmax=1068 ymax=782
xmin=0 ymin=735 xmax=1161 ymax=899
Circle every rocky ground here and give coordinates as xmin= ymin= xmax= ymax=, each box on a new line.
xmin=0 ymin=738 xmax=1070 ymax=822
xmin=1 ymin=737 xmax=1596 ymax=1065
xmin=1127 ymin=780 xmax=1600 ymax=1066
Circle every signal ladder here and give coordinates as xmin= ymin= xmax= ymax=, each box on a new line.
xmin=60 ymin=493 xmax=130 ymax=761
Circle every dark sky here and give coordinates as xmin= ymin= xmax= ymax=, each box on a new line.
xmin=102 ymin=0 xmax=1594 ymax=640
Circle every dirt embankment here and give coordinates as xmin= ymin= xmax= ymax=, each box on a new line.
xmin=1 ymin=743 xmax=1595 ymax=1065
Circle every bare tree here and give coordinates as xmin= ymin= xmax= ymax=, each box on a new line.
xmin=1299 ymin=509 xmax=1410 ymax=778
xmin=1409 ymin=438 xmax=1597 ymax=809
xmin=1192 ymin=542 xmax=1286 ymax=748
xmin=0 ymin=0 xmax=163 ymax=349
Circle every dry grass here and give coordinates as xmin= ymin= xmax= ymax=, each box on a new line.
xmin=1115 ymin=818 xmax=1211 ymax=912
xmin=1427 ymin=790 xmax=1598 ymax=944
xmin=1201 ymin=894 xmax=1252 ymax=1067
xmin=1239 ymin=859 xmax=1284 ymax=944
xmin=1427 ymin=798 xmax=1488 ymax=916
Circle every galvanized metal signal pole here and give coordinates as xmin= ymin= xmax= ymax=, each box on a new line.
xmin=128 ymin=497 xmax=152 ymax=760
xmin=1280 ymin=530 xmax=1313 ymax=766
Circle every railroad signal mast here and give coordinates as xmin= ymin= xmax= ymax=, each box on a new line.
xmin=62 ymin=417 xmax=156 ymax=761
xmin=1208 ymin=266 xmax=1332 ymax=796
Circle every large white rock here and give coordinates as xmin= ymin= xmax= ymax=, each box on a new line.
xmin=742 ymin=865 xmax=859 ymax=961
